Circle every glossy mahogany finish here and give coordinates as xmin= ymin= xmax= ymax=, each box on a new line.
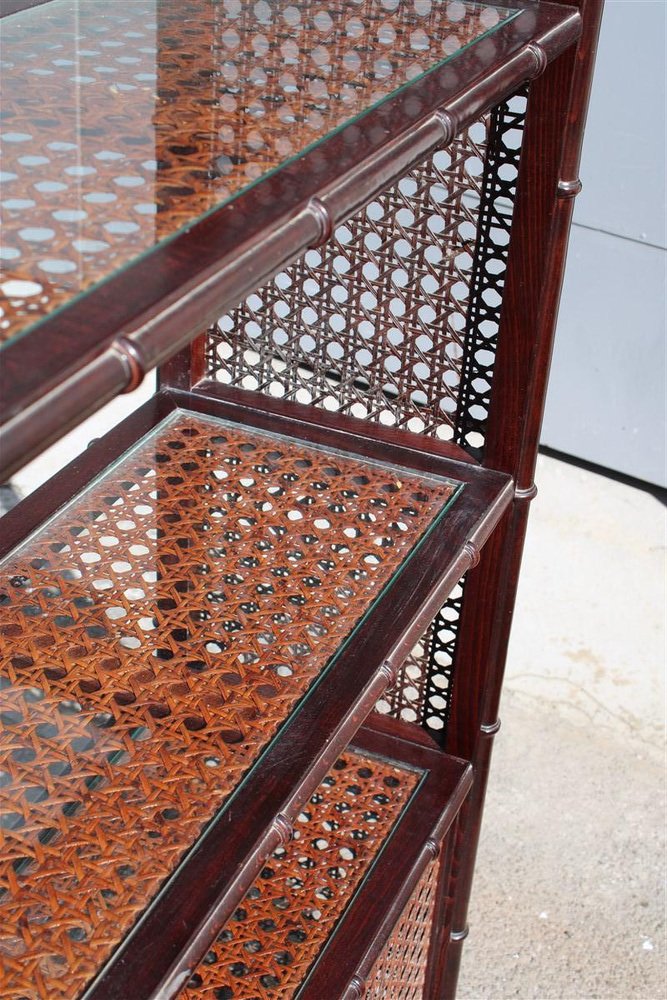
xmin=430 ymin=1 xmax=606 ymax=994
xmin=0 ymin=408 xmax=457 ymax=996
xmin=300 ymin=719 xmax=471 ymax=1000
xmin=176 ymin=720 xmax=472 ymax=1000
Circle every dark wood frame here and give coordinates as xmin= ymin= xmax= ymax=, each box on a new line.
xmin=428 ymin=2 xmax=605 ymax=993
xmin=0 ymin=1 xmax=603 ymax=996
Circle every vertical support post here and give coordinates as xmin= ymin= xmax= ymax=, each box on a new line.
xmin=426 ymin=2 xmax=605 ymax=995
xmin=158 ymin=337 xmax=207 ymax=392
xmin=425 ymin=810 xmax=465 ymax=998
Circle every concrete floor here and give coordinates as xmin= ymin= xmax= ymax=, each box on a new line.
xmin=460 ymin=456 xmax=665 ymax=1000
xmin=9 ymin=401 xmax=667 ymax=1000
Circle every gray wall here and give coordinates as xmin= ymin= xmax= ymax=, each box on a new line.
xmin=542 ymin=0 xmax=666 ymax=487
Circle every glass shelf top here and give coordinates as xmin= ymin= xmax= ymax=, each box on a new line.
xmin=0 ymin=408 xmax=456 ymax=996
xmin=0 ymin=0 xmax=516 ymax=346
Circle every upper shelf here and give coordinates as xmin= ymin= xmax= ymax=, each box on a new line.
xmin=0 ymin=0 xmax=581 ymax=479
xmin=0 ymin=0 xmax=515 ymax=346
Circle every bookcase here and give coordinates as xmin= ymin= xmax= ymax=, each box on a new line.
xmin=0 ymin=1 xmax=602 ymax=996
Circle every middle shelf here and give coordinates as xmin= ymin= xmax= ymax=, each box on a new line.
xmin=0 ymin=387 xmax=512 ymax=999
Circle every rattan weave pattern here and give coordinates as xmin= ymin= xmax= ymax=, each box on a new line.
xmin=364 ymin=858 xmax=438 ymax=998
xmin=206 ymin=90 xmax=526 ymax=461
xmin=0 ymin=410 xmax=455 ymax=999
xmin=453 ymin=90 xmax=528 ymax=459
xmin=180 ymin=749 xmax=419 ymax=999
xmin=376 ymin=94 xmax=526 ymax=740
xmin=376 ymin=579 xmax=464 ymax=738
xmin=207 ymin=124 xmax=489 ymax=439
xmin=0 ymin=0 xmax=511 ymax=343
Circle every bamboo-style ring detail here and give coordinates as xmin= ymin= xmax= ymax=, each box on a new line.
xmin=527 ymin=41 xmax=548 ymax=78
xmin=308 ymin=196 xmax=334 ymax=247
xmin=558 ymin=178 xmax=583 ymax=198
xmin=434 ymin=108 xmax=456 ymax=144
xmin=115 ymin=337 xmax=146 ymax=393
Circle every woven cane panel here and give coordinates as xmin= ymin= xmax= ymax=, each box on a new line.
xmin=207 ymin=91 xmax=526 ymax=450
xmin=181 ymin=750 xmax=420 ymax=999
xmin=375 ymin=93 xmax=526 ymax=740
xmin=207 ymin=122 xmax=489 ymax=440
xmin=0 ymin=0 xmax=512 ymax=343
xmin=208 ymin=91 xmax=527 ymax=743
xmin=0 ymin=410 xmax=456 ymax=999
xmin=364 ymin=857 xmax=438 ymax=999
xmin=376 ymin=578 xmax=464 ymax=741
xmin=454 ymin=89 xmax=528 ymax=459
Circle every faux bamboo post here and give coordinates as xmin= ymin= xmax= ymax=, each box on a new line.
xmin=427 ymin=2 xmax=605 ymax=995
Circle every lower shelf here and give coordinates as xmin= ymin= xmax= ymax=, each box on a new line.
xmin=177 ymin=722 xmax=471 ymax=1000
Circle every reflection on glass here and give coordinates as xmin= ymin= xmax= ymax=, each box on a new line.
xmin=0 ymin=0 xmax=516 ymax=342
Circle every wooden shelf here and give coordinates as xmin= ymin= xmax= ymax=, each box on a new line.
xmin=0 ymin=1 xmax=580 ymax=479
xmin=0 ymin=2 xmax=517 ymax=348
xmin=0 ymin=390 xmax=509 ymax=999
xmin=152 ymin=722 xmax=471 ymax=1000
